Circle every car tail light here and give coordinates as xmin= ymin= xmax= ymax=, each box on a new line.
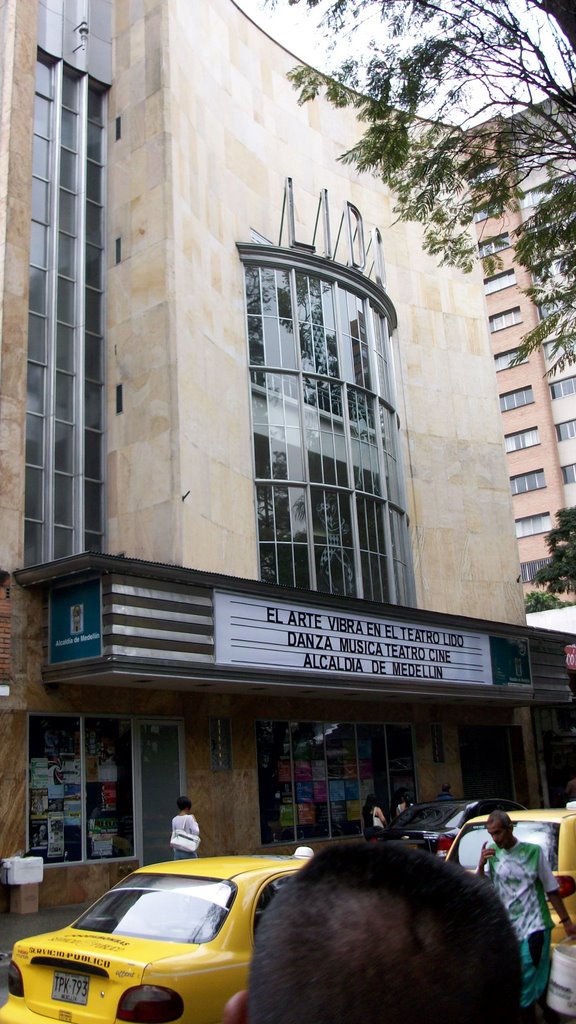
xmin=8 ymin=961 xmax=24 ymax=997
xmin=117 ymin=986 xmax=184 ymax=1023
xmin=435 ymin=836 xmax=454 ymax=858
xmin=555 ymin=876 xmax=576 ymax=900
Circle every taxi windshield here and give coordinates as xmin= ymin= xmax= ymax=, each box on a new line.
xmin=72 ymin=872 xmax=236 ymax=944
xmin=450 ymin=821 xmax=560 ymax=871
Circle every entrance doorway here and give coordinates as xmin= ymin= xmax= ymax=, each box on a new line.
xmin=137 ymin=721 xmax=185 ymax=865
xmin=459 ymin=725 xmax=514 ymax=799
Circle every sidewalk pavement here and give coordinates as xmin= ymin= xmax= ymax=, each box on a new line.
xmin=0 ymin=902 xmax=91 ymax=959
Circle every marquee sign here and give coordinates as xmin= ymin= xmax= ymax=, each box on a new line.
xmin=214 ymin=593 xmax=531 ymax=689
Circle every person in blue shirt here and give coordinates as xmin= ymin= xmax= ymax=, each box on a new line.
xmin=435 ymin=782 xmax=453 ymax=800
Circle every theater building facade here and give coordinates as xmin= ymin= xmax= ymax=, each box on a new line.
xmin=0 ymin=0 xmax=572 ymax=907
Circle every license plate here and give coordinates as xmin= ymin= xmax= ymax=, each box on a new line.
xmin=52 ymin=971 xmax=90 ymax=1005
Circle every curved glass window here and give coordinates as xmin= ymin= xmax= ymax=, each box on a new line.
xmin=242 ymin=254 xmax=413 ymax=605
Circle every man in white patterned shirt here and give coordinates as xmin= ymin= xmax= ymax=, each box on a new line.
xmin=477 ymin=810 xmax=576 ymax=1022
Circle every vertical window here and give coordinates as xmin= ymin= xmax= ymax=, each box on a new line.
xmin=303 ymin=377 xmax=347 ymax=487
xmin=24 ymin=58 xmax=106 ymax=565
xmin=297 ymin=273 xmax=338 ymax=377
xmin=243 ymin=259 xmax=413 ymax=605
xmin=84 ymin=85 xmax=106 ymax=551
xmin=25 ymin=61 xmax=53 ymax=565
xmin=562 ymin=464 xmax=576 ymax=485
xmin=246 ymin=267 xmax=296 ymax=370
xmin=28 ymin=714 xmax=134 ymax=864
xmin=252 ymin=372 xmax=304 ymax=482
xmin=339 ymin=288 xmax=370 ymax=388
xmin=85 ymin=718 xmax=134 ymax=860
xmin=356 ymin=496 xmax=390 ymax=603
xmin=256 ymin=484 xmax=310 ymax=590
xmin=373 ymin=313 xmax=395 ymax=402
xmin=348 ymin=389 xmax=380 ymax=495
xmin=311 ymin=488 xmax=356 ymax=596
xmin=54 ymin=71 xmax=79 ymax=558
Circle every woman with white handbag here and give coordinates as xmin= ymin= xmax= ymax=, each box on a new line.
xmin=170 ymin=795 xmax=201 ymax=859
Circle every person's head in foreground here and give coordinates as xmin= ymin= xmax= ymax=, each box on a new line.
xmin=224 ymin=842 xmax=521 ymax=1024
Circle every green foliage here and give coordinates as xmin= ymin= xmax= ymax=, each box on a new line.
xmin=524 ymin=590 xmax=571 ymax=612
xmin=534 ymin=507 xmax=576 ymax=593
xmin=282 ymin=0 xmax=576 ymax=368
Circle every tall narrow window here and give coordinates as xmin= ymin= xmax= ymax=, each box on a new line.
xmin=24 ymin=58 xmax=106 ymax=565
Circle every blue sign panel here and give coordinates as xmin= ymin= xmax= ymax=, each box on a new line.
xmin=50 ymin=580 xmax=102 ymax=663
xmin=489 ymin=636 xmax=531 ymax=686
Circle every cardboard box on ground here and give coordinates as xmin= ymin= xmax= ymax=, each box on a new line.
xmin=1 ymin=857 xmax=44 ymax=914
xmin=9 ymin=883 xmax=39 ymax=914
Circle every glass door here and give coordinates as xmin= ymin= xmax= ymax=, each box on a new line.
xmin=137 ymin=721 xmax=185 ymax=865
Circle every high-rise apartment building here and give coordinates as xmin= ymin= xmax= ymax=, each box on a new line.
xmin=0 ymin=0 xmax=572 ymax=908
xmin=477 ymin=181 xmax=576 ymax=589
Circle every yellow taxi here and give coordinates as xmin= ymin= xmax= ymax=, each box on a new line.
xmin=447 ymin=808 xmax=576 ymax=943
xmin=0 ymin=853 xmax=311 ymax=1024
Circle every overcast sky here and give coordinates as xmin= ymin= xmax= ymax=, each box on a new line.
xmin=232 ymin=0 xmax=339 ymax=67
xmin=231 ymin=0 xmax=569 ymax=124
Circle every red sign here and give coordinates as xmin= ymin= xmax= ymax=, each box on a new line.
xmin=565 ymin=645 xmax=576 ymax=669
